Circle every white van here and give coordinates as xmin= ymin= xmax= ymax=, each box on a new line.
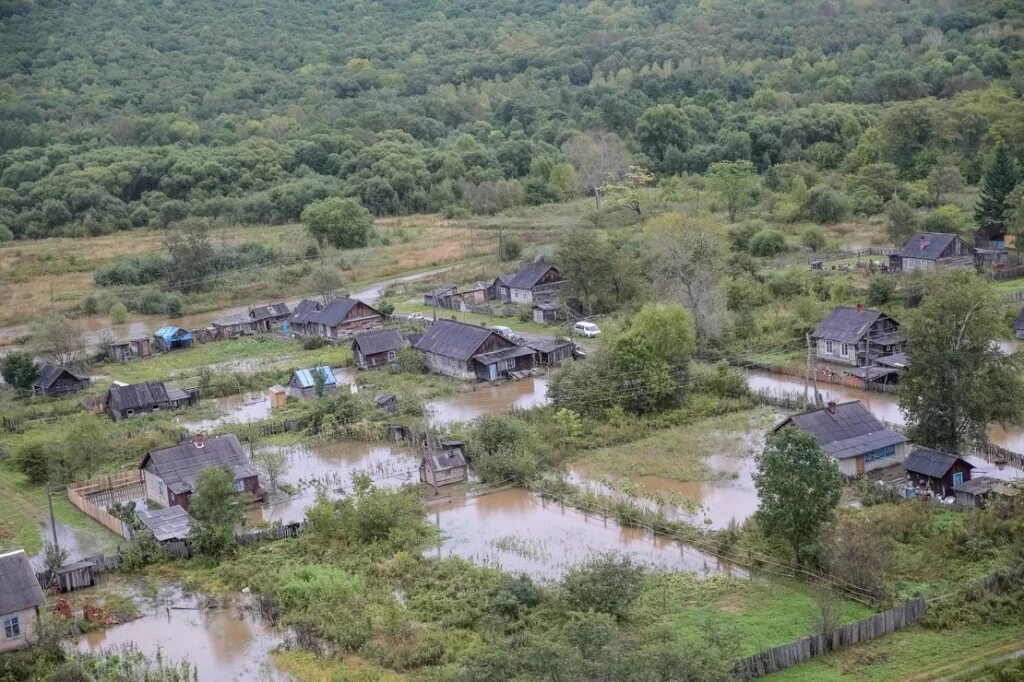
xmin=573 ymin=321 xmax=601 ymax=338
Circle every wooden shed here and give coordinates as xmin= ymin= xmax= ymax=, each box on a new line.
xmin=269 ymin=385 xmax=287 ymax=409
xmin=108 ymin=342 xmax=132 ymax=362
xmin=53 ymin=560 xmax=96 ymax=593
xmin=374 ymin=393 xmax=398 ymax=415
xmin=533 ymin=303 xmax=559 ymax=324
xmin=903 ymin=447 xmax=974 ymax=498
xmin=419 ymin=441 xmax=468 ymax=492
xmin=130 ymin=337 xmax=152 ymax=358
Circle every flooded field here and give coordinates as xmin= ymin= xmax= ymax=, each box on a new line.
xmin=427 ymin=377 xmax=548 ymax=426
xmin=78 ymin=586 xmax=289 ymax=681
xmin=430 ymin=488 xmax=745 ymax=580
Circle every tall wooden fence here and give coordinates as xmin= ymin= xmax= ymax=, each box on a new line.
xmin=733 ymin=598 xmax=929 ymax=679
xmin=66 ymin=471 xmax=144 ymax=540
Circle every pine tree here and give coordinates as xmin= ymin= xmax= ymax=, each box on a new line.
xmin=974 ymin=145 xmax=1020 ymax=236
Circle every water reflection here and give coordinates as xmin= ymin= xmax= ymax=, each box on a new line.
xmin=427 ymin=378 xmax=548 ymax=426
xmin=431 ymin=488 xmax=745 ymax=580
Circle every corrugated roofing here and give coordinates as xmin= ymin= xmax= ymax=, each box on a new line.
xmin=507 ymin=263 xmax=560 ymax=289
xmin=905 ymin=447 xmax=972 ymax=479
xmin=822 ymin=430 xmax=908 ymax=460
xmin=353 ymin=329 xmax=403 ymax=356
xmin=899 ymin=232 xmax=967 ymax=260
xmin=108 ymin=381 xmax=171 ymax=411
xmin=954 ymin=476 xmax=1003 ymax=495
xmin=138 ymin=506 xmax=193 ymax=541
xmin=292 ymin=366 xmax=337 ymax=389
xmin=140 ymin=434 xmax=257 ymax=495
xmin=0 ymin=550 xmax=46 ymax=615
xmin=777 ymin=401 xmax=907 ymax=460
xmin=414 ymin=319 xmax=502 ymax=361
xmin=811 ymin=307 xmax=886 ymax=344
xmin=212 ymin=314 xmax=252 ymax=327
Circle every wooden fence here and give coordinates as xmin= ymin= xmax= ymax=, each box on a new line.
xmin=733 ymin=597 xmax=929 ymax=679
xmin=66 ymin=471 xmax=144 ymax=540
xmin=764 ymin=247 xmax=898 ymax=270
xmin=161 ymin=522 xmax=303 ymax=559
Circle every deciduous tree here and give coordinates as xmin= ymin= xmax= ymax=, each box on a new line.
xmin=188 ymin=467 xmax=245 ymax=557
xmin=705 ymin=160 xmax=759 ymax=223
xmin=1 ymin=351 xmax=39 ymax=391
xmin=302 ymin=197 xmax=373 ymax=249
xmin=28 ymin=316 xmax=85 ymax=366
xmin=561 ymin=132 xmax=630 ymax=209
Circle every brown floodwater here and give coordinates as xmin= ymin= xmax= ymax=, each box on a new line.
xmin=429 ymin=488 xmax=746 ymax=580
xmin=427 ymin=377 xmax=548 ymax=426
xmin=78 ymin=586 xmax=289 ymax=681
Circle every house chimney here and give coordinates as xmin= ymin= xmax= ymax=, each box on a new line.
xmin=919 ymin=235 xmax=927 ymax=250
xmin=856 ymin=303 xmax=864 ymax=314
xmin=193 ymin=432 xmax=205 ymax=449
xmin=827 ymin=401 xmax=837 ymax=414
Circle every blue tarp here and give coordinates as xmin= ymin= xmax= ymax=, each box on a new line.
xmin=292 ymin=366 xmax=337 ymax=389
xmin=154 ymin=326 xmax=192 ymax=342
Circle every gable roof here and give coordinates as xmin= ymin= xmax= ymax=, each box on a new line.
xmin=137 ymin=505 xmax=193 ymax=541
xmin=353 ymin=329 xmax=403 ymax=356
xmin=140 ymin=434 xmax=257 ymax=495
xmin=427 ymin=283 xmax=457 ymax=297
xmin=154 ymin=326 xmax=191 ymax=342
xmin=290 ymin=299 xmax=323 ymax=324
xmin=811 ymin=307 xmax=887 ymax=344
xmin=310 ymin=298 xmax=380 ymax=327
xmin=775 ymin=401 xmax=907 ymax=460
xmin=291 ymin=366 xmax=337 ymax=389
xmin=905 ymin=447 xmax=973 ymax=479
xmin=899 ymin=232 xmax=971 ymax=260
xmin=212 ymin=313 xmax=252 ymax=328
xmin=953 ymin=476 xmax=1004 ymax=496
xmin=33 ymin=364 xmax=88 ymax=390
xmin=108 ymin=381 xmax=170 ymax=411
xmin=423 ymin=444 xmax=467 ymax=472
xmin=0 ymin=550 xmax=46 ymax=615
xmin=507 ymin=263 xmax=560 ymax=289
xmin=250 ymin=303 xmax=291 ymax=320
xmin=413 ymin=319 xmax=505 ymax=361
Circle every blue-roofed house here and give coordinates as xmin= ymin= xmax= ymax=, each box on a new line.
xmin=287 ymin=366 xmax=338 ymax=399
xmin=153 ymin=326 xmax=193 ymax=352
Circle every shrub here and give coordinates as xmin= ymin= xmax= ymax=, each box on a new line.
xmin=469 ymin=415 xmax=543 ymax=484
xmin=81 ymin=296 xmax=99 ymax=316
xmin=727 ymin=221 xmax=762 ymax=252
xmin=921 ymin=204 xmax=972 ymax=233
xmin=848 ymin=186 xmax=884 ymax=216
xmin=561 ymin=554 xmax=644 ymax=620
xmin=867 ymin=277 xmax=896 ymax=306
xmin=749 ymin=229 xmax=787 ymax=257
xmin=301 ymin=335 xmax=327 ymax=350
xmin=109 ymin=301 xmax=128 ymax=324
xmin=803 ymin=185 xmax=850 ymax=223
xmin=801 ymin=226 xmax=826 ymax=252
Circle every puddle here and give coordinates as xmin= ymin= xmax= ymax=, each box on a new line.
xmin=251 ymin=441 xmax=420 ymax=525
xmin=28 ymin=519 xmax=120 ymax=572
xmin=78 ymin=586 xmax=289 ymax=681
xmin=426 ymin=377 xmax=548 ymax=426
xmin=430 ymin=488 xmax=745 ymax=580
xmin=177 ymin=392 xmax=273 ymax=432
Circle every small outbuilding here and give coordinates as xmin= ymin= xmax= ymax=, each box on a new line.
xmin=212 ymin=314 xmax=256 ymax=339
xmin=903 ymin=447 xmax=975 ymax=498
xmin=0 ymin=549 xmax=46 ymax=653
xmin=107 ymin=381 xmax=198 ymax=420
xmin=524 ymin=337 xmax=574 ymax=367
xmin=32 ymin=364 xmax=90 ymax=397
xmin=424 ymin=284 xmax=458 ymax=308
xmin=287 ymin=299 xmax=325 ymax=336
xmin=130 ymin=337 xmax=152 ymax=358
xmin=108 ymin=341 xmax=132 ymax=362
xmin=533 ymin=303 xmax=559 ymax=324
xmin=140 ymin=433 xmax=260 ymax=512
xmin=249 ymin=303 xmax=291 ymax=332
xmin=137 ymin=505 xmax=193 ymax=542
xmin=269 ymin=385 xmax=287 ymax=409
xmin=374 ymin=393 xmax=398 ymax=415
xmin=953 ymin=477 xmax=1022 ymax=510
xmin=419 ymin=441 xmax=469 ymax=492
xmin=352 ymin=329 xmax=404 ymax=369
xmin=52 ymin=560 xmax=96 ymax=593
xmin=1015 ymin=309 xmax=1024 ymax=340
xmin=287 ymin=366 xmax=337 ymax=399
xmin=153 ymin=326 xmax=193 ymax=352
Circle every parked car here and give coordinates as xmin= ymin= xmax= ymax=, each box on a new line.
xmin=408 ymin=312 xmax=425 ymax=320
xmin=573 ymin=321 xmax=601 ymax=338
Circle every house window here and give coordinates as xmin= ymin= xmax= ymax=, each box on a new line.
xmin=863 ymin=446 xmax=896 ymax=464
xmin=952 ymin=471 xmax=964 ymax=486
xmin=825 ymin=340 xmax=834 ymax=353
xmin=386 ymin=350 xmax=397 ymax=361
xmin=234 ymin=479 xmax=245 ymax=493
xmin=502 ymin=359 xmax=517 ymax=370
xmin=158 ymin=481 xmax=165 ymax=497
xmin=3 ymin=616 xmax=20 ymax=639
xmin=841 ymin=343 xmax=849 ymax=356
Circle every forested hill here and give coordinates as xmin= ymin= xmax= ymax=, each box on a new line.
xmin=0 ymin=0 xmax=1022 ymax=239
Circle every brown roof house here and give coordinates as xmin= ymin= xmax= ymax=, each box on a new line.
xmin=811 ymin=305 xmax=901 ymax=367
xmin=0 ymin=549 xmax=46 ymax=652
xmin=287 ymin=299 xmax=325 ymax=336
xmin=140 ymin=433 xmax=260 ymax=511
xmin=414 ymin=319 xmax=534 ymax=381
xmin=307 ymin=297 xmax=384 ymax=341
xmin=249 ymin=303 xmax=291 ymax=332
xmin=773 ymin=400 xmax=908 ymax=477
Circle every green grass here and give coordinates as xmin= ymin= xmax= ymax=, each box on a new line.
xmin=390 ymin=299 xmax=557 ymax=336
xmin=635 ymin=573 xmax=874 ymax=657
xmin=768 ymin=623 xmax=1024 ymax=681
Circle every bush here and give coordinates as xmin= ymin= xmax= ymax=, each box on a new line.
xmin=301 ymin=335 xmax=327 ymax=350
xmin=866 ymin=277 xmax=896 ymax=306
xmin=921 ymin=204 xmax=972 ymax=233
xmin=749 ymin=229 xmax=787 ymax=257
xmin=848 ymin=186 xmax=884 ymax=216
xmin=727 ymin=221 xmax=762 ymax=252
xmin=15 ymin=442 xmax=51 ymax=484
xmin=109 ymin=301 xmax=128 ymax=324
xmin=561 ymin=554 xmax=644 ymax=620
xmin=801 ymin=226 xmax=826 ymax=252
xmin=803 ymin=185 xmax=850 ymax=223
xmin=468 ymin=415 xmax=542 ymax=484
xmin=500 ymin=235 xmax=524 ymax=261
xmin=81 ymin=296 xmax=99 ymax=316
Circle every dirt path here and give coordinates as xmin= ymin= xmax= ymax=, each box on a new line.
xmin=907 ymin=638 xmax=1024 ymax=682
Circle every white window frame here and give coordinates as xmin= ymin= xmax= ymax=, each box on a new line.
xmin=234 ymin=479 xmax=245 ymax=493
xmin=825 ymin=340 xmax=834 ymax=353
xmin=386 ymin=350 xmax=397 ymax=361
xmin=841 ymin=343 xmax=849 ymax=356
xmin=3 ymin=616 xmax=20 ymax=639
xmin=502 ymin=359 xmax=517 ymax=370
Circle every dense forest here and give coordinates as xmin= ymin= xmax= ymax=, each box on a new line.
xmin=0 ymin=0 xmax=1023 ymax=239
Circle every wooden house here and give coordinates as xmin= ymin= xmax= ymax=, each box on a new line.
xmin=374 ymin=393 xmax=398 ymax=415
xmin=494 ymin=264 xmax=565 ymax=304
xmin=414 ymin=319 xmax=534 ymax=381
xmin=773 ymin=401 xmax=908 ymax=477
xmin=140 ymin=433 xmax=260 ymax=512
xmin=306 ymin=297 xmax=384 ymax=341
xmin=108 ymin=341 xmax=132 ymax=362
xmin=903 ymin=447 xmax=974 ymax=498
xmin=352 ymin=329 xmax=404 ymax=369
xmin=130 ymin=337 xmax=152 ymax=358
xmin=211 ymin=314 xmax=256 ymax=339
xmin=287 ymin=366 xmax=337 ymax=399
xmin=524 ymin=338 xmax=574 ymax=366
xmin=287 ymin=299 xmax=325 ymax=336
xmin=953 ymin=477 xmax=1021 ymax=510
xmin=460 ymin=282 xmax=490 ymax=306
xmin=107 ymin=381 xmax=198 ymax=420
xmin=249 ymin=303 xmax=291 ymax=332
xmin=269 ymin=385 xmax=287 ymax=409
xmin=32 ymin=364 xmax=90 ymax=397
xmin=533 ymin=303 xmax=559 ymax=324
xmin=153 ymin=326 xmax=192 ymax=352
xmin=137 ymin=505 xmax=192 ymax=542
xmin=893 ymin=232 xmax=976 ymax=272
xmin=811 ymin=305 xmax=901 ymax=367
xmin=424 ymin=284 xmax=458 ymax=308
xmin=419 ymin=441 xmax=468 ymax=492
xmin=0 ymin=549 xmax=46 ymax=653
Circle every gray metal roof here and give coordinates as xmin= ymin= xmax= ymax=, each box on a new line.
xmin=251 ymin=303 xmax=291 ymax=320
xmin=290 ymin=299 xmax=324 ymax=324
xmin=0 ymin=550 xmax=45 ymax=615
xmin=875 ymin=353 xmax=909 ymax=369
xmin=905 ymin=447 xmax=972 ymax=479
xmin=776 ymin=401 xmax=907 ymax=460
xmin=899 ymin=232 xmax=970 ymax=260
xmin=374 ymin=393 xmax=396 ymax=405
xmin=137 ymin=506 xmax=193 ymax=541
xmin=811 ymin=307 xmax=886 ymax=344
xmin=426 ymin=283 xmax=457 ymax=297
xmin=33 ymin=364 xmax=88 ymax=390
xmin=953 ymin=476 xmax=1003 ymax=495
xmin=506 ymin=263 xmax=560 ymax=289
xmin=140 ymin=434 xmax=257 ymax=495
xmin=353 ymin=329 xmax=403 ymax=356
xmin=309 ymin=298 xmax=380 ymax=327
xmin=423 ymin=448 xmax=467 ymax=472
xmin=525 ymin=337 xmax=572 ymax=354
xmin=474 ymin=346 xmax=535 ymax=364
xmin=109 ymin=381 xmax=170 ymax=411
xmin=212 ymin=313 xmax=253 ymax=327
xmin=414 ymin=319 xmax=504 ymax=361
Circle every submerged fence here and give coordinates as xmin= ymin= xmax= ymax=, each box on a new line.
xmin=734 ymin=598 xmax=928 ymax=678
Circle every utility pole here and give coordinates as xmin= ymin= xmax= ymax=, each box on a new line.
xmin=47 ymin=486 xmax=59 ymax=549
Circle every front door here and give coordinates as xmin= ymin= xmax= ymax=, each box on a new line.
xmin=952 ymin=471 xmax=964 ymax=487
xmin=488 ymin=364 xmax=497 ymax=381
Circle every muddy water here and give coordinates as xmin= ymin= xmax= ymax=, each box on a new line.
xmin=176 ymin=391 xmax=273 ymax=432
xmin=251 ymin=441 xmax=420 ymax=525
xmin=427 ymin=377 xmax=548 ymax=426
xmin=636 ymin=453 xmax=760 ymax=530
xmin=28 ymin=519 xmax=120 ymax=571
xmin=431 ymin=488 xmax=746 ymax=580
xmin=744 ymin=369 xmax=1024 ymax=480
xmin=78 ymin=587 xmax=289 ymax=681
